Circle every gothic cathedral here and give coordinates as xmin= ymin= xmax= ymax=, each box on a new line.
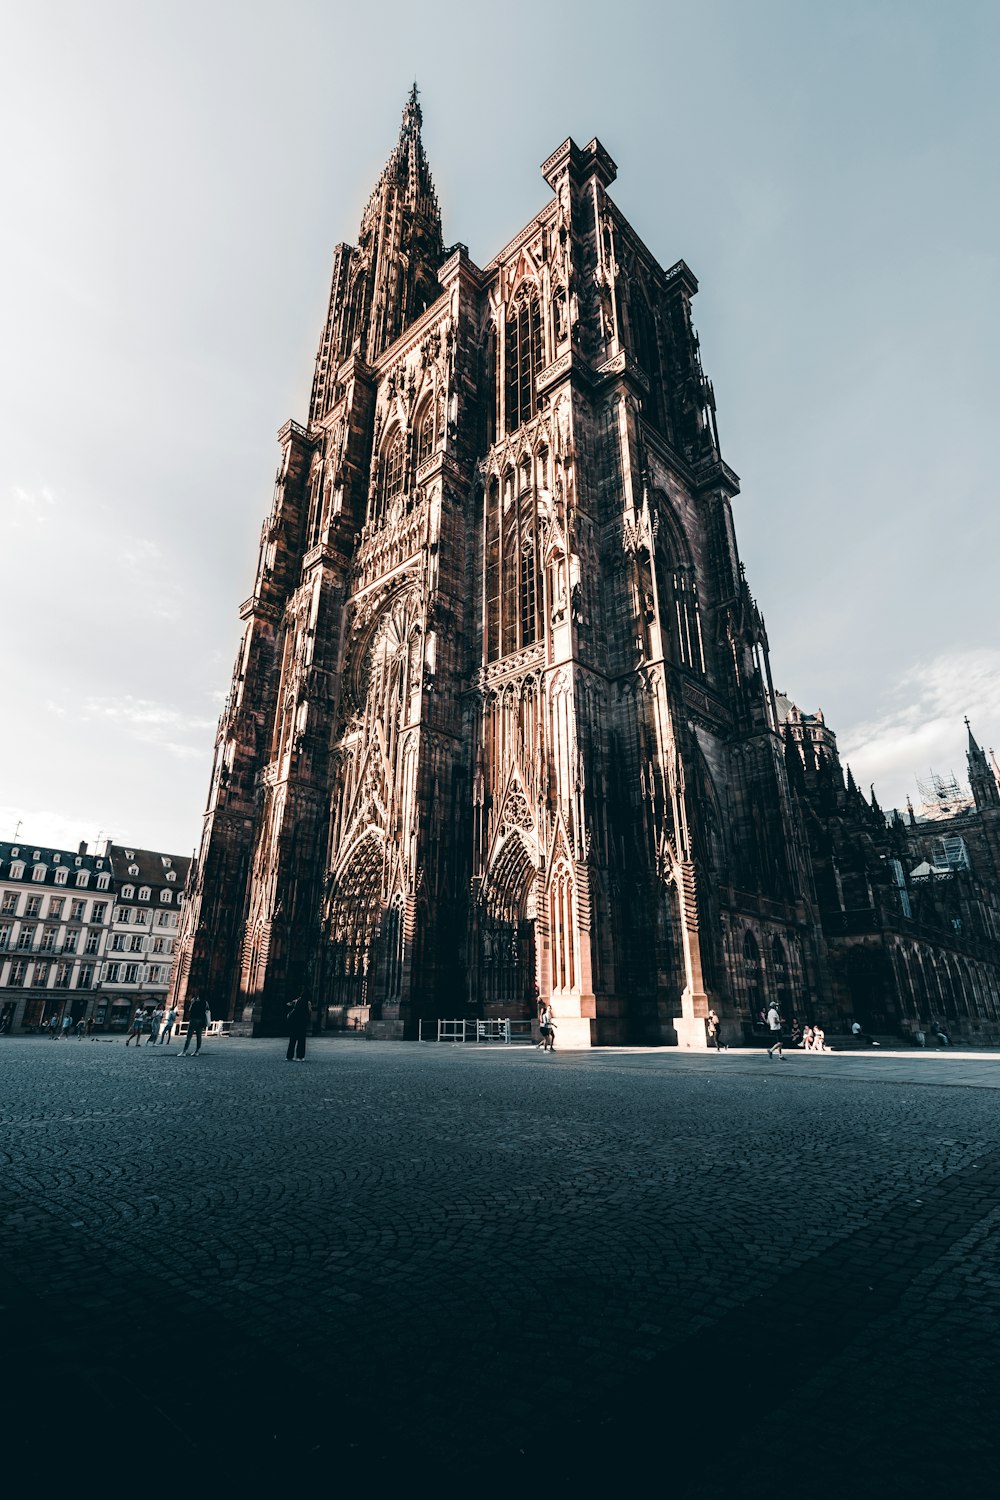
xmin=170 ymin=92 xmax=1000 ymax=1046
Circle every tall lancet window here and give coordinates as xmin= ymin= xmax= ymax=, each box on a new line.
xmin=415 ymin=401 xmax=435 ymax=468
xmin=502 ymin=528 xmax=519 ymax=656
xmin=484 ymin=462 xmax=539 ymax=660
xmin=375 ymin=429 xmax=405 ymax=524
xmin=504 ymin=285 xmax=542 ymax=433
xmin=518 ymin=480 xmax=538 ymax=647
xmin=520 ymin=539 xmax=537 ymax=647
xmin=485 ymin=479 xmax=501 ymax=663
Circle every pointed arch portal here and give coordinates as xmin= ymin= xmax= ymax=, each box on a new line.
xmin=480 ymin=833 xmax=537 ymax=1015
xmin=324 ymin=832 xmax=388 ymax=1025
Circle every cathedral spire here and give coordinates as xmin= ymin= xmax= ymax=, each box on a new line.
xmin=403 ymin=80 xmax=421 ymax=133
xmin=966 ymin=716 xmax=1000 ymax=810
xmin=309 ymin=88 xmax=446 ymax=419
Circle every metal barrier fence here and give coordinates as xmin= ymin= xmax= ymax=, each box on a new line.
xmin=175 ymin=1020 xmax=232 ymax=1039
xmin=417 ymin=1018 xmax=535 ymax=1045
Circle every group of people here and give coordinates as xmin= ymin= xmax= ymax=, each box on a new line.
xmin=914 ymin=1023 xmax=951 ymax=1048
xmin=763 ymin=1008 xmax=828 ymax=1059
xmin=44 ymin=1012 xmax=85 ymax=1038
xmin=793 ymin=1021 xmax=828 ymax=1051
xmin=124 ymin=1004 xmax=180 ymax=1048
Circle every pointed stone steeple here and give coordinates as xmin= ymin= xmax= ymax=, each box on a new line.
xmin=356 ymin=82 xmax=444 ymax=361
xmin=310 ymin=87 xmax=445 ymax=420
xmin=966 ymin=717 xmax=1000 ymax=810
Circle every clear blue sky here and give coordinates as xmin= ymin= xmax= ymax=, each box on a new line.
xmin=2 ymin=0 xmax=998 ymax=853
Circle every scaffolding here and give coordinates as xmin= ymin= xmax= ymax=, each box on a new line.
xmin=915 ymin=769 xmax=973 ymax=822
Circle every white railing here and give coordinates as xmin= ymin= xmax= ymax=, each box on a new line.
xmin=417 ymin=1018 xmax=535 ymax=1045
xmin=175 ymin=1020 xmax=231 ymax=1038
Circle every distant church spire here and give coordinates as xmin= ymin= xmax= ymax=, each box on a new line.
xmin=966 ymin=716 xmax=1000 ymax=810
xmin=966 ymin=715 xmax=981 ymax=755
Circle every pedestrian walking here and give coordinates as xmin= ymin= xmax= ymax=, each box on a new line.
xmin=765 ymin=1003 xmax=784 ymax=1059
xmin=147 ymin=1007 xmax=164 ymax=1045
xmin=706 ymin=1008 xmax=724 ymax=1051
xmin=125 ymin=1008 xmax=146 ymax=1047
xmin=47 ymin=1014 xmax=59 ymax=1039
xmin=538 ymin=1001 xmax=556 ymax=1052
xmin=180 ymin=996 xmax=208 ymax=1056
xmin=285 ymin=994 xmax=312 ymax=1061
xmin=75 ymin=1017 xmax=87 ymax=1039
xmin=60 ymin=1012 xmax=73 ymax=1039
xmin=160 ymin=1006 xmax=176 ymax=1045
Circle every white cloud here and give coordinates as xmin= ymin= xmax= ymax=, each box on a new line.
xmin=119 ymin=537 xmax=161 ymax=567
xmin=839 ymin=648 xmax=1000 ymax=810
xmin=80 ymin=694 xmax=215 ymax=754
xmin=0 ymin=803 xmax=103 ymax=854
xmin=5 ymin=484 xmax=56 ymax=528
xmin=115 ymin=535 xmax=185 ymax=621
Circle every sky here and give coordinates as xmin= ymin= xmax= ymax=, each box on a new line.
xmin=2 ymin=0 xmax=998 ymax=856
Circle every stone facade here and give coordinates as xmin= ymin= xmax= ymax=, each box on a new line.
xmin=170 ymin=93 xmax=1000 ymax=1046
xmin=0 ymin=841 xmax=112 ymax=1032
xmin=779 ymin=715 xmax=1000 ymax=1043
xmin=0 ymin=840 xmax=189 ymax=1033
xmin=99 ymin=845 xmax=189 ymax=1031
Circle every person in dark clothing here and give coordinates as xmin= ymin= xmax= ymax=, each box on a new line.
xmin=286 ymin=995 xmax=312 ymax=1061
xmin=180 ymin=995 xmax=208 ymax=1056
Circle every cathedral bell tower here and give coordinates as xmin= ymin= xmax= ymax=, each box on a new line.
xmin=173 ymin=100 xmax=823 ymax=1047
xmin=170 ymin=91 xmax=451 ymax=1033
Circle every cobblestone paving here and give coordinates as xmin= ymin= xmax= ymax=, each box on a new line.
xmin=2 ymin=1038 xmax=999 ymax=1495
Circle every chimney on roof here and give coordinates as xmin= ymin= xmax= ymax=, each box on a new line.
xmin=78 ymin=840 xmax=87 ymax=856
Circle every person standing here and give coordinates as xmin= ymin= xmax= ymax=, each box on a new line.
xmin=285 ymin=994 xmax=312 ymax=1061
xmin=706 ymin=1008 xmax=724 ymax=1051
xmin=538 ymin=1001 xmax=556 ymax=1052
xmin=125 ymin=1008 xmax=146 ymax=1047
xmin=147 ymin=1007 xmax=164 ymax=1045
xmin=60 ymin=1012 xmax=73 ymax=1040
xmin=765 ymin=1003 xmax=784 ymax=1059
xmin=160 ymin=1005 xmax=176 ymax=1045
xmin=180 ymin=995 xmax=208 ymax=1056
xmin=285 ymin=994 xmax=311 ymax=1061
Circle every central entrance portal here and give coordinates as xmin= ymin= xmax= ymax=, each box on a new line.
xmin=479 ymin=833 xmax=537 ymax=1022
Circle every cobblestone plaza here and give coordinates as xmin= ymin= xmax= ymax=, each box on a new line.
xmin=3 ymin=1037 xmax=999 ymax=1494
